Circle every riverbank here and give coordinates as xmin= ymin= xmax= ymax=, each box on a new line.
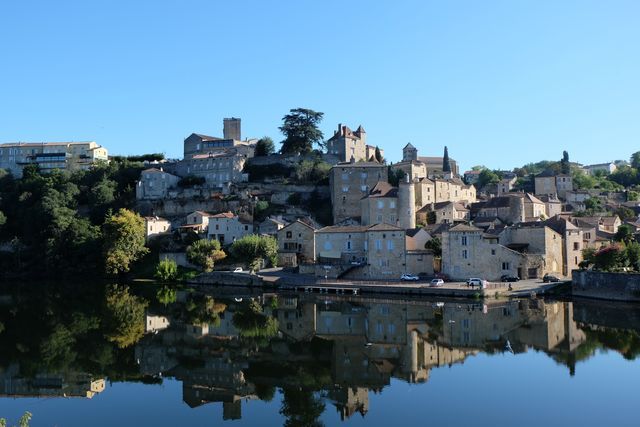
xmin=572 ymin=270 xmax=640 ymax=302
xmin=187 ymin=268 xmax=567 ymax=299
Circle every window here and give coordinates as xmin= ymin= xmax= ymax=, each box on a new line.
xmin=375 ymin=240 xmax=382 ymax=250
xmin=342 ymin=173 xmax=348 ymax=181
xmin=377 ymin=200 xmax=384 ymax=209
xmin=387 ymin=240 xmax=394 ymax=250
xmin=323 ymin=241 xmax=332 ymax=250
xmin=361 ymin=185 xmax=368 ymax=192
xmin=502 ymin=262 xmax=510 ymax=270
xmin=461 ymin=236 xmax=468 ymax=246
xmin=346 ymin=240 xmax=352 ymax=250
xmin=286 ymin=231 xmax=292 ymax=239
xmin=491 ymin=249 xmax=496 ymax=255
xmin=462 ymin=249 xmax=468 ymax=259
xmin=390 ymin=201 xmax=396 ymax=209
xmin=573 ymin=242 xmax=580 ymax=251
xmin=342 ymin=186 xmax=349 ymax=192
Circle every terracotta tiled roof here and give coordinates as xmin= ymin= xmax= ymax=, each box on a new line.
xmin=211 ymin=212 xmax=235 ymax=219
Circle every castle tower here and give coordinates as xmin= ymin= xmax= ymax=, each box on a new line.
xmin=403 ymin=143 xmax=418 ymax=162
xmin=223 ymin=117 xmax=241 ymax=140
xmin=398 ymin=175 xmax=416 ymax=229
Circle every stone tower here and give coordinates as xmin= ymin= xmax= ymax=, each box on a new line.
xmin=403 ymin=143 xmax=418 ymax=162
xmin=223 ymin=117 xmax=241 ymax=140
xmin=398 ymin=175 xmax=416 ymax=229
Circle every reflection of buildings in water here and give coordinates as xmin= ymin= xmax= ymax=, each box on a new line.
xmin=328 ymin=387 xmax=369 ymax=421
xmin=0 ymin=364 xmax=105 ymax=399
xmin=145 ymin=314 xmax=170 ymax=333
xmin=134 ymin=294 xmax=592 ymax=420
xmin=440 ymin=300 xmax=586 ymax=356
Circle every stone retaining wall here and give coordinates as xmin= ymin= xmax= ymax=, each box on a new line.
xmin=572 ymin=270 xmax=640 ymax=302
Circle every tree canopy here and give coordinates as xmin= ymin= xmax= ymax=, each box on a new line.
xmin=102 ymin=208 xmax=149 ymax=275
xmin=279 ymin=108 xmax=324 ymax=155
xmin=187 ymin=239 xmax=226 ymax=272
xmin=230 ymin=234 xmax=278 ymax=272
xmin=255 ymin=137 xmax=275 ymax=157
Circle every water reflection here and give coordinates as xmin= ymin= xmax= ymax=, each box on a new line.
xmin=1 ymin=284 xmax=639 ymax=424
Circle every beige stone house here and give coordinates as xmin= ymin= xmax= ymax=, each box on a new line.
xmin=207 ymin=212 xmax=254 ymax=245
xmin=181 ymin=211 xmax=212 ymax=234
xmin=277 ymin=220 xmax=316 ymax=267
xmin=360 ymin=181 xmax=399 ymax=226
xmin=418 ymin=201 xmax=469 ymax=225
xmin=474 ymin=193 xmax=546 ymax=224
xmin=144 ymin=216 xmax=172 ymax=242
xmin=314 ymin=223 xmax=406 ymax=279
xmin=535 ymin=170 xmax=573 ymax=199
xmin=330 ymin=161 xmax=388 ymax=224
xmin=442 ymin=223 xmax=564 ymax=281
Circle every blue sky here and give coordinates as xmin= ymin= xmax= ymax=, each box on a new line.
xmin=1 ymin=0 xmax=638 ymax=171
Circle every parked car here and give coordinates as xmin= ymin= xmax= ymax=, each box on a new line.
xmin=430 ymin=278 xmax=444 ymax=287
xmin=543 ymin=274 xmax=560 ymax=283
xmin=233 ymin=267 xmax=243 ymax=273
xmin=466 ymin=278 xmax=485 ymax=288
xmin=501 ymin=274 xmax=520 ymax=282
xmin=401 ymin=274 xmax=420 ymax=281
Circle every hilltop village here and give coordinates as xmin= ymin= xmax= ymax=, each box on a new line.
xmin=1 ymin=115 xmax=639 ymax=283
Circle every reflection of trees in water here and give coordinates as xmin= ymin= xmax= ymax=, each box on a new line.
xmin=104 ymin=285 xmax=148 ymax=349
xmin=232 ymin=300 xmax=279 ymax=339
xmin=280 ymin=387 xmax=325 ymax=427
xmin=184 ymin=294 xmax=226 ymax=327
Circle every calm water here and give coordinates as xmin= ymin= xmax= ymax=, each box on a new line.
xmin=1 ymin=283 xmax=639 ymax=426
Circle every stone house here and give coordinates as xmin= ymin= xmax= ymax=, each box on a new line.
xmin=182 ymin=211 xmax=212 ymax=234
xmin=174 ymin=148 xmax=248 ymax=189
xmin=474 ymin=193 xmax=545 ymax=224
xmin=144 ymin=216 xmax=172 ymax=242
xmin=543 ymin=216 xmax=584 ymax=275
xmin=360 ymin=181 xmax=399 ymax=226
xmin=207 ymin=212 xmax=253 ymax=245
xmin=535 ymin=170 xmax=573 ymax=199
xmin=258 ymin=217 xmax=286 ymax=236
xmin=418 ymin=201 xmax=469 ymax=225
xmin=330 ymin=161 xmax=388 ymax=224
xmin=277 ymin=220 xmax=316 ymax=267
xmin=314 ymin=224 xmax=406 ymax=279
xmin=136 ymin=168 xmax=181 ymax=200
xmin=326 ymin=123 xmax=383 ymax=163
xmin=406 ymin=228 xmax=432 ymax=251
xmin=441 ymin=223 xmax=563 ymax=281
xmin=498 ymin=177 xmax=517 ymax=195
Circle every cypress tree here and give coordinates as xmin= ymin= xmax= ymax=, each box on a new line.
xmin=442 ymin=146 xmax=451 ymax=173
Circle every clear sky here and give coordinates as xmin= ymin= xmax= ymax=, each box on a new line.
xmin=1 ymin=0 xmax=638 ymax=171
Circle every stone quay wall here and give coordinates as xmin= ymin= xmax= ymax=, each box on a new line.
xmin=572 ymin=270 xmax=640 ymax=302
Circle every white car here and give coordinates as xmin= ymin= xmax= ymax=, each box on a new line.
xmin=233 ymin=267 xmax=243 ymax=273
xmin=430 ymin=278 xmax=444 ymax=287
xmin=401 ymin=274 xmax=419 ymax=281
xmin=466 ymin=278 xmax=486 ymax=288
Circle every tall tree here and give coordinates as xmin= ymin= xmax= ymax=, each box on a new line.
xmin=186 ymin=239 xmax=226 ymax=272
xmin=279 ymin=108 xmax=324 ymax=155
xmin=375 ymin=146 xmax=383 ymax=163
xmin=102 ymin=208 xmax=149 ymax=275
xmin=230 ymin=234 xmax=278 ymax=272
xmin=255 ymin=137 xmax=275 ymax=157
xmin=442 ymin=146 xmax=451 ymax=173
xmin=561 ymin=150 xmax=571 ymax=174
xmin=631 ymin=151 xmax=640 ymax=169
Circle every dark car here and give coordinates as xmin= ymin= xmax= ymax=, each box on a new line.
xmin=501 ymin=274 xmax=520 ymax=282
xmin=543 ymin=274 xmax=560 ymax=283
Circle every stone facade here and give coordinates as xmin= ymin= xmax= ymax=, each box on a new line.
xmin=330 ymin=162 xmax=388 ymax=224
xmin=314 ymin=224 xmax=406 ymax=279
xmin=144 ymin=216 xmax=171 ymax=241
xmin=535 ymin=171 xmax=573 ymax=199
xmin=277 ymin=220 xmax=316 ymax=267
xmin=207 ymin=212 xmax=253 ymax=245
xmin=326 ymin=124 xmax=383 ymax=163
xmin=360 ymin=181 xmax=399 ymax=226
xmin=442 ymin=223 xmax=564 ymax=281
xmin=136 ymin=168 xmax=181 ymax=200
xmin=174 ymin=149 xmax=248 ymax=189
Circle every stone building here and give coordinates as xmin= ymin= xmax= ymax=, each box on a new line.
xmin=174 ymin=148 xmax=248 ymax=189
xmin=136 ymin=168 xmax=181 ymax=200
xmin=360 ymin=181 xmax=399 ymax=226
xmin=418 ymin=201 xmax=469 ymax=225
xmin=0 ymin=141 xmax=108 ymax=177
xmin=277 ymin=220 xmax=316 ymax=267
xmin=326 ymin=124 xmax=383 ymax=163
xmin=207 ymin=212 xmax=254 ymax=245
xmin=441 ymin=223 xmax=564 ymax=281
xmin=535 ymin=170 xmax=573 ymax=199
xmin=314 ymin=223 xmax=406 ymax=279
xmin=474 ymin=193 xmax=546 ymax=224
xmin=330 ymin=161 xmax=388 ymax=224
xmin=144 ymin=216 xmax=172 ymax=242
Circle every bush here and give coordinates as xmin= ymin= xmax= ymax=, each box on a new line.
xmin=186 ymin=239 xmax=226 ymax=272
xmin=155 ymin=258 xmax=178 ymax=282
